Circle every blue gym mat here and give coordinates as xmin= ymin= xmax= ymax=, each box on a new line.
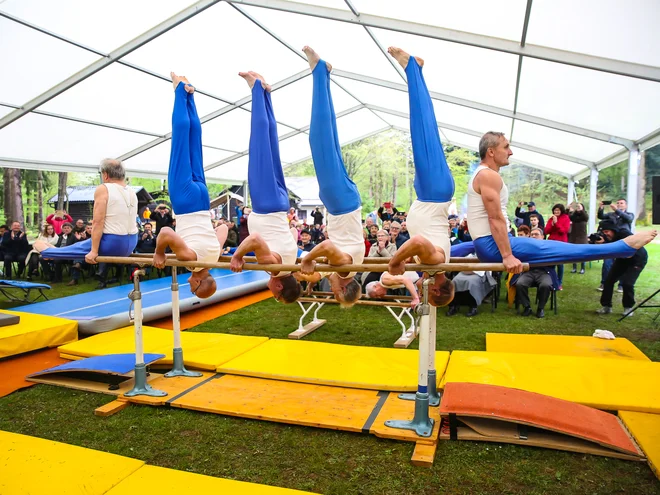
xmin=15 ymin=269 xmax=269 ymax=334
xmin=28 ymin=353 xmax=165 ymax=378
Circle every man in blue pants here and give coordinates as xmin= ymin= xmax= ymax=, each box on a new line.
xmin=152 ymin=73 xmax=227 ymax=299
xmin=466 ymin=131 xmax=657 ymax=272
xmin=375 ymin=47 xmax=455 ymax=308
xmin=296 ymin=46 xmax=364 ymax=307
xmin=230 ymin=71 xmax=302 ymax=304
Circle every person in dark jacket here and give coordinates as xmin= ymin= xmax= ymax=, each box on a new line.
xmin=568 ymin=202 xmax=588 ymax=274
xmin=224 ymin=220 xmax=239 ymax=249
xmin=136 ymin=222 xmax=157 ymax=253
xmin=377 ymin=203 xmax=399 ymax=222
xmin=1 ymin=221 xmax=31 ymax=279
xmin=597 ymin=198 xmax=634 ymax=291
xmin=42 ymin=222 xmax=83 ymax=284
xmin=311 ymin=207 xmax=324 ymax=226
xmin=150 ymin=204 xmax=174 ymax=235
xmin=515 ymin=201 xmax=545 ymax=229
xmin=238 ymin=207 xmax=251 ymax=244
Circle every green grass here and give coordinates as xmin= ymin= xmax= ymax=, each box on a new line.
xmin=1 ymin=246 xmax=659 ymax=494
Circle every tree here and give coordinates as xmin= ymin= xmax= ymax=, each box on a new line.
xmin=37 ymin=170 xmax=44 ymax=228
xmin=4 ymin=168 xmax=24 ymax=225
xmin=57 ymin=172 xmax=68 ymax=212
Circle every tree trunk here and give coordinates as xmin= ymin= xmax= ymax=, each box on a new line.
xmin=9 ymin=168 xmax=24 ymax=226
xmin=25 ymin=182 xmax=32 ymax=229
xmin=57 ymin=172 xmax=68 ymax=211
xmin=392 ymin=172 xmax=398 ymax=205
xmin=3 ymin=168 xmax=11 ymax=223
xmin=637 ymin=151 xmax=647 ymax=222
xmin=37 ymin=170 xmax=44 ymax=228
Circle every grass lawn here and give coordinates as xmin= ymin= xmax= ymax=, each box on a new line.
xmin=0 ymin=245 xmax=659 ymax=494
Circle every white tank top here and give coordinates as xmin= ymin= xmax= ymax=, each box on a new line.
xmin=326 ymin=208 xmax=365 ymax=278
xmin=176 ymin=211 xmax=222 ymax=272
xmin=380 ymin=270 xmax=420 ymax=289
xmin=467 ymin=165 xmax=510 ymax=240
xmin=248 ymin=212 xmax=298 ymax=277
xmin=103 ymin=183 xmax=138 ymax=235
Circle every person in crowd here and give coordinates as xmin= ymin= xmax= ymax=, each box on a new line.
xmin=151 ymin=72 xmax=227 ymax=299
xmin=511 ymin=227 xmax=559 ymax=318
xmin=42 ymin=222 xmax=83 ymax=285
xmin=362 ymin=229 xmax=371 ymax=258
xmin=2 ymin=221 xmax=31 ymax=279
xmin=81 ymin=222 xmax=93 ymax=240
xmin=516 ymin=225 xmax=531 ymax=237
xmin=0 ymin=225 xmax=6 ymax=262
xmin=150 ymin=204 xmax=174 ymax=235
xmin=298 ymin=229 xmax=316 ymax=252
xmin=367 ymin=224 xmax=379 ymax=245
xmin=365 ymin=217 xmax=375 ymax=229
xmin=310 ymin=224 xmax=325 ymax=244
xmin=389 ymin=221 xmax=409 ymax=249
xmin=400 ymin=220 xmax=409 ymax=236
xmin=515 ymin=201 xmax=545 ymax=229
xmin=597 ymin=199 xmax=633 ymax=291
xmin=458 ymin=217 xmax=472 ymax=242
xmin=136 ymin=222 xmax=157 ymax=253
xmin=230 ymin=70 xmax=302 ymax=304
xmin=224 ymin=220 xmax=239 ymax=249
xmin=595 ymin=220 xmax=648 ymax=317
xmin=378 ymin=202 xmax=398 ymax=222
xmin=382 ymin=220 xmax=391 ymax=231
xmin=568 ymin=202 xmax=588 ymax=274
xmin=544 ymin=203 xmax=570 ymax=289
xmin=368 ymin=229 xmax=397 ymax=257
xmin=446 ymin=263 xmax=496 ymax=318
xmin=46 ymin=210 xmax=73 ymax=236
xmin=73 ymin=219 xmax=85 ymax=235
xmin=528 ymin=213 xmax=541 ymax=233
xmin=26 ymin=224 xmax=58 ymax=280
xmin=238 ymin=206 xmax=251 ymax=243
xmin=465 ymin=131 xmax=656 ymax=274
xmin=287 ymin=207 xmax=299 ymax=225
xmin=382 ymin=46 xmax=455 ymax=308
xmin=312 ymin=206 xmax=324 ymax=226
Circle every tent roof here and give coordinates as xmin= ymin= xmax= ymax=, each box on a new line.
xmin=1 ymin=0 xmax=659 ymax=184
xmin=285 ymin=177 xmax=322 ymax=206
xmin=47 ymin=185 xmax=149 ymax=203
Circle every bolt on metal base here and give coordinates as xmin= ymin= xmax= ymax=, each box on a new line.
xmin=125 ymin=363 xmax=167 ymax=397
xmin=165 ymin=348 xmax=203 ymax=378
xmin=397 ymin=370 xmax=442 ymax=406
xmin=385 ymin=391 xmax=434 ymax=437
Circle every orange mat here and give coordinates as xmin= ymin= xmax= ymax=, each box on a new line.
xmin=151 ymin=290 xmax=272 ymax=330
xmin=0 ymin=348 xmax=68 ymax=398
xmin=440 ymin=382 xmax=640 ymax=456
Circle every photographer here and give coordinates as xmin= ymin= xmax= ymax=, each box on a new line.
xmin=150 ymin=204 xmax=174 ymax=235
xmin=597 ymin=199 xmax=634 ymax=291
xmin=377 ymin=202 xmax=398 ymax=222
xmin=2 ymin=221 xmax=30 ymax=279
xmin=136 ymin=223 xmax=157 ymax=253
xmin=515 ymin=201 xmax=545 ymax=229
xmin=594 ymin=220 xmax=648 ymax=317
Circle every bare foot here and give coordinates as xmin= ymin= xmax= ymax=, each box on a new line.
xmin=387 ymin=46 xmax=424 ymax=70
xmin=239 ymin=71 xmax=272 ymax=92
xmin=623 ymin=230 xmax=657 ymax=250
xmin=170 ymin=72 xmax=194 ymax=93
xmin=34 ymin=240 xmax=55 ymax=253
xmin=302 ymin=46 xmax=332 ymax=72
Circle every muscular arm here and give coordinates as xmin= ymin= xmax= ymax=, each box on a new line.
xmin=155 ymin=227 xmax=196 ymax=261
xmin=90 ymin=186 xmax=108 ymax=255
xmin=233 ymin=233 xmax=278 ymax=265
xmin=390 ymin=235 xmax=443 ymax=267
xmin=304 ymin=240 xmax=352 ymax=266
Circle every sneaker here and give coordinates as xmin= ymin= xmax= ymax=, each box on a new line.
xmin=521 ymin=307 xmax=533 ymax=317
xmin=623 ymin=308 xmax=634 ymax=317
xmin=617 ymin=286 xmax=624 ymax=293
xmin=579 ymin=269 xmax=585 ymax=274
xmin=597 ymin=284 xmax=604 ymax=292
xmin=596 ymin=306 xmax=612 ymax=314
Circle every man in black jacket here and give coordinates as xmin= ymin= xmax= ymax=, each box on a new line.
xmin=1 ymin=221 xmax=30 ymax=279
xmin=150 ymin=204 xmax=174 ymax=235
xmin=136 ymin=222 xmax=157 ymax=253
xmin=311 ymin=207 xmax=324 ymax=226
xmin=595 ymin=220 xmax=648 ymax=317
xmin=515 ymin=201 xmax=545 ymax=229
xmin=597 ymin=199 xmax=635 ymax=291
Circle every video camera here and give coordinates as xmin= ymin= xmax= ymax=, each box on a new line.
xmin=588 ymin=232 xmax=606 ymax=244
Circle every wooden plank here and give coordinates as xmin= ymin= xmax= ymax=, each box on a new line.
xmin=121 ymin=372 xmax=215 ymax=406
xmin=95 ymin=400 xmax=129 ymax=417
xmin=27 ymin=373 xmax=155 ymax=396
xmin=411 ymin=442 xmax=437 ymax=467
xmin=393 ymin=329 xmax=417 ymax=349
xmin=288 ymin=320 xmax=326 ymax=340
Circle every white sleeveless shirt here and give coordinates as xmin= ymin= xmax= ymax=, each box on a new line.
xmin=176 ymin=211 xmax=222 ymax=272
xmin=326 ymin=208 xmax=365 ymax=278
xmin=103 ymin=183 xmax=138 ymax=235
xmin=467 ymin=165 xmax=510 ymax=240
xmin=248 ymin=211 xmax=298 ymax=277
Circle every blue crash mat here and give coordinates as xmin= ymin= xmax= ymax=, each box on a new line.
xmin=28 ymin=353 xmax=165 ymax=378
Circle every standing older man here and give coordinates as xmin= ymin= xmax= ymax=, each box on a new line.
xmin=515 ymin=201 xmax=545 ymax=229
xmin=466 ymin=131 xmax=656 ymax=273
xmin=35 ymin=159 xmax=139 ymax=263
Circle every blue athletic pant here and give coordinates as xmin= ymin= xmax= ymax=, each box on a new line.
xmin=406 ymin=57 xmax=455 ymax=202
xmin=168 ymin=82 xmax=210 ymax=215
xmin=41 ymin=234 xmax=138 ymax=259
xmin=309 ymin=61 xmax=361 ymax=215
xmin=248 ymin=80 xmax=289 ymax=214
xmin=473 ymin=235 xmax=636 ymax=264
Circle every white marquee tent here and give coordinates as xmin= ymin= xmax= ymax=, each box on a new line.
xmin=1 ymin=0 xmax=659 ymax=232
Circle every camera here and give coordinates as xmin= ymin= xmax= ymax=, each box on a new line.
xmin=588 ymin=232 xmax=605 ymax=244
xmin=602 ymin=200 xmax=612 ymax=205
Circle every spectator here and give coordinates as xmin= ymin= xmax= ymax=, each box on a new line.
xmin=512 ymin=227 xmax=559 ymax=318
xmin=311 ymin=207 xmax=324 ymax=226
xmin=448 ymin=214 xmax=460 ymax=245
xmin=224 ymin=220 xmax=239 ymax=249
xmin=0 ymin=224 xmax=6 ymax=262
xmin=544 ymin=203 xmax=570 ymax=289
xmin=42 ymin=222 xmax=82 ymax=285
xmin=368 ymin=229 xmax=397 ymax=257
xmin=529 ymin=213 xmax=541 ymax=233
xmin=377 ymin=202 xmax=398 ymax=222
xmin=515 ymin=201 xmax=545 ymax=229
xmin=446 ymin=266 xmax=496 ymax=317
xmin=366 ymin=224 xmax=379 ymax=246
xmin=362 ymin=229 xmax=370 ymax=258
xmin=597 ymin=199 xmax=634 ymax=291
xmin=287 ymin=207 xmax=299 ymax=225
xmin=298 ymin=229 xmax=316 ymax=252
xmin=82 ymin=222 xmax=93 ymax=240
xmin=389 ymin=221 xmax=409 ymax=249
xmin=400 ymin=220 xmax=409 ymax=236
xmin=27 ymin=224 xmax=58 ymax=280
xmin=310 ymin=224 xmax=325 ymax=244
xmin=365 ymin=217 xmax=375 ymax=229
xmin=73 ymin=219 xmax=85 ymax=235
xmin=1 ymin=221 xmax=30 ymax=279
xmin=516 ymin=225 xmax=531 ymax=237
xmin=595 ymin=221 xmax=648 ymax=317
xmin=150 ymin=204 xmax=174 ymax=235
xmin=382 ymin=220 xmax=391 ymax=231
xmin=136 ymin=223 xmax=157 ymax=253
xmin=46 ymin=210 xmax=73 ymax=235
xmin=458 ymin=217 xmax=472 ymax=242
xmin=238 ymin=207 xmax=251 ymax=243
xmin=568 ymin=202 xmax=588 ymax=274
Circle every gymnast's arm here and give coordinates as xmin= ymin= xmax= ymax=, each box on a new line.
xmin=301 ymin=240 xmax=353 ymax=278
xmin=381 ymin=272 xmax=420 ymax=306
xmin=153 ymin=227 xmax=196 ymax=268
xmin=230 ymin=234 xmax=278 ymax=272
xmin=387 ymin=235 xmax=442 ymax=275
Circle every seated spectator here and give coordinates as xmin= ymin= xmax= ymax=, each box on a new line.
xmin=366 ymin=224 xmax=379 ymax=246
xmin=287 ymin=207 xmax=299 ymax=225
xmin=389 ymin=221 xmax=409 ymax=249
xmin=27 ymin=224 xmax=58 ymax=280
xmin=238 ymin=207 xmax=251 ymax=243
xmin=150 ymin=204 xmax=174 ymax=235
xmin=446 ymin=266 xmax=496 ymax=317
xmin=46 ymin=210 xmax=73 ymax=235
xmin=448 ymin=215 xmax=459 ymax=242
xmin=516 ymin=225 xmax=531 ymax=237
xmin=73 ymin=219 xmax=85 ymax=235
xmin=510 ymin=227 xmax=559 ymax=318
xmin=224 ymin=220 xmax=239 ymax=249
xmin=529 ymin=213 xmax=542 ymax=233
xmin=41 ymin=222 xmax=83 ymax=285
xmin=0 ymin=224 xmax=6 ymax=262
xmin=368 ymin=230 xmax=397 ymax=257
xmin=382 ymin=220 xmax=391 ymax=231
xmin=457 ymin=217 xmax=472 ymax=243
xmin=362 ymin=229 xmax=370 ymax=258
xmin=81 ymin=222 xmax=93 ymax=240
xmin=298 ymin=229 xmax=316 ymax=252
xmin=310 ymin=224 xmax=325 ymax=244
xmin=2 ymin=221 xmax=31 ymax=279
xmin=400 ymin=220 xmax=409 ymax=236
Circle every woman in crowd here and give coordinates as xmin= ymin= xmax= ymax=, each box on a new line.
xmin=544 ymin=203 xmax=570 ymax=289
xmin=26 ymin=224 xmax=58 ymax=280
xmin=568 ymin=202 xmax=589 ymax=274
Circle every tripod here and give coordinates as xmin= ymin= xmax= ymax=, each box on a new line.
xmin=618 ymin=287 xmax=660 ymax=323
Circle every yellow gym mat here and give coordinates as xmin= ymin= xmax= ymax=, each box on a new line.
xmin=0 ymin=430 xmax=144 ymax=495
xmin=486 ymin=333 xmax=650 ymax=361
xmin=107 ymin=465 xmax=316 ymax=494
xmin=442 ymin=351 xmax=660 ymax=413
xmin=619 ymin=411 xmax=660 ymax=479
xmin=0 ymin=309 xmax=77 ymax=359
xmin=58 ymin=326 xmax=268 ymax=370
xmin=217 ymin=339 xmax=450 ymax=391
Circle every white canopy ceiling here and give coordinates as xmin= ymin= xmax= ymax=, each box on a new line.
xmin=1 ymin=0 xmax=659 ymax=184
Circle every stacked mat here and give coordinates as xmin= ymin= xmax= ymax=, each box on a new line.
xmin=0 ymin=309 xmax=77 ymax=359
